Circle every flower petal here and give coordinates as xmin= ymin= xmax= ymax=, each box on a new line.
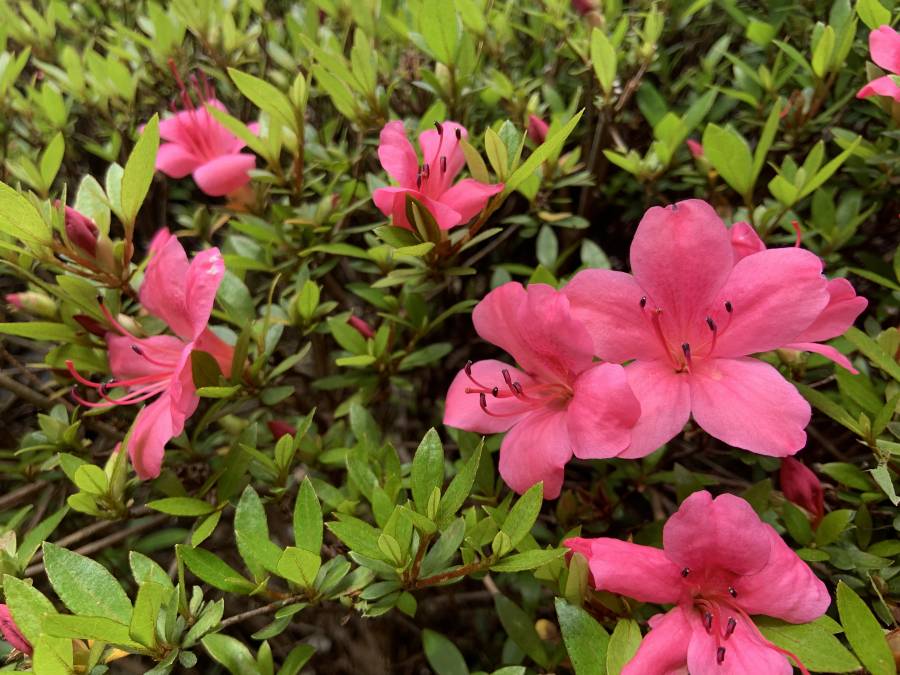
xmin=735 ymin=525 xmax=831 ymax=622
xmin=156 ymin=143 xmax=200 ymax=178
xmin=183 ymin=248 xmax=225 ymax=340
xmin=107 ymin=334 xmax=185 ymax=381
xmin=564 ymin=269 xmax=668 ymax=362
xmin=621 ymin=608 xmax=692 ymax=675
xmin=565 ymin=537 xmax=683 ymax=604
xmin=792 ymin=278 xmax=867 ymax=343
xmin=195 ymin=328 xmax=235 ymax=378
xmin=372 ymin=187 xmax=414 ymax=229
xmin=140 ymin=233 xmax=193 ymax=339
xmin=686 ymin=612 xmax=792 ymax=675
xmin=418 ymin=121 xmax=467 ymax=194
xmin=663 ymin=491 xmax=772 ymax=576
xmin=857 ymin=74 xmax=900 ymax=100
xmin=192 ymin=153 xmax=256 ymax=196
xmin=870 ymin=25 xmax=900 ymax=74
xmin=498 ymin=408 xmax=572 ymax=498
xmin=438 ymin=179 xmax=504 ymax=224
xmin=630 ymin=200 xmax=733 ymax=340
xmin=378 ymin=120 xmax=419 ymax=188
xmin=617 ymin=360 xmax=692 ymax=459
xmin=159 ymin=111 xmax=197 ymax=146
xmin=729 ymin=221 xmax=765 ymax=263
xmin=786 ymin=341 xmax=857 ymax=373
xmin=690 ymin=357 xmax=810 ymax=457
xmin=420 ymin=195 xmax=463 ymax=230
xmin=127 ymin=392 xmax=191 ymax=480
xmin=710 ymin=247 xmax=829 ymax=358
xmin=568 ymin=363 xmax=641 ymax=459
xmin=443 ymin=359 xmax=536 ymax=434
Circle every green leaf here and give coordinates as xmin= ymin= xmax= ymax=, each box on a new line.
xmin=590 ymin=28 xmax=617 ymax=96
xmin=490 ymin=548 xmax=567 ymax=572
xmin=235 ymin=486 xmax=283 ymax=578
xmin=837 ymin=582 xmax=895 ymax=675
xmin=130 ymin=581 xmax=167 ymax=648
xmin=147 ymin=497 xmax=215 ymax=516
xmin=422 ymin=629 xmax=469 ymax=675
xmin=816 ymin=509 xmax=855 ymax=547
xmin=327 ymin=515 xmax=384 ymax=560
xmin=0 ymin=181 xmax=51 ymax=245
xmin=606 ymin=619 xmax=641 ymax=675
xmin=328 ymin=316 xmax=367 ymax=354
xmin=129 ymin=551 xmax=175 ymax=594
xmin=276 ymin=547 xmax=321 ymax=588
xmin=504 ymin=110 xmax=583 ymax=195
xmin=44 ymin=614 xmax=140 ymax=649
xmin=412 ymin=428 xmax=444 ymax=514
xmin=43 ymin=542 xmax=132 ymax=624
xmin=294 ymin=477 xmax=323 ymax=555
xmin=202 ymin=633 xmax=259 ymax=675
xmin=556 ymin=598 xmax=609 ymax=675
xmin=32 ymin=634 xmax=74 ymax=674
xmin=856 ymin=0 xmax=891 ymax=30
xmin=121 ymin=114 xmax=159 ymax=228
xmin=3 ymin=576 xmax=57 ymax=644
xmin=73 ymin=464 xmax=107 ymax=495
xmin=0 ymin=321 xmax=78 ymax=342
xmin=437 ymin=442 xmax=482 ymax=526
xmin=500 ymin=482 xmax=543 ymax=550
xmin=494 ymin=594 xmax=549 ymax=668
xmin=752 ymin=99 xmax=782 ymax=187
xmin=702 ymin=123 xmax=753 ymax=198
xmin=228 ymin=68 xmax=296 ymax=132
xmin=811 ymin=25 xmax=835 ymax=78
xmin=870 ymin=464 xmax=899 ymax=506
xmin=39 ymin=132 xmax=65 ymax=189
xmin=845 ymin=327 xmax=900 ymax=383
xmin=420 ymin=0 xmax=459 ymax=64
xmin=17 ymin=506 xmax=68 ymax=567
xmin=279 ymin=644 xmax=316 ymax=675
xmin=757 ymin=616 xmax=860 ymax=673
xmin=176 ymin=545 xmax=257 ymax=595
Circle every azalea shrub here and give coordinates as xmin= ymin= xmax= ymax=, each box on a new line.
xmin=0 ymin=0 xmax=899 ymax=674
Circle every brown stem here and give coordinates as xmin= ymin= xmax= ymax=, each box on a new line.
xmin=414 ymin=558 xmax=493 ymax=589
xmin=218 ymin=594 xmax=307 ymax=629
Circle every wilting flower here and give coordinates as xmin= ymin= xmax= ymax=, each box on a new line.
xmin=372 ymin=120 xmax=504 ymax=231
xmin=63 ymin=205 xmax=99 ymax=256
xmin=564 ymin=199 xmax=866 ymax=458
xmin=0 ymin=604 xmax=31 ymax=655
xmin=155 ymin=68 xmax=258 ymax=197
xmin=67 ymin=229 xmax=233 ymax=479
xmin=686 ymin=139 xmax=704 ymax=158
xmin=527 ymin=114 xmax=549 ymax=144
xmin=443 ymin=282 xmax=640 ymax=498
xmin=857 ymin=25 xmax=900 ymax=101
xmin=781 ymin=457 xmax=825 ymax=526
xmin=566 ymin=490 xmax=830 ymax=674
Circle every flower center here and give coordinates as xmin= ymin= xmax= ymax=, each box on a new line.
xmin=415 ymin=122 xmax=456 ymax=197
xmin=638 ymin=297 xmax=735 ymax=372
xmin=462 ymin=361 xmax=573 ymax=416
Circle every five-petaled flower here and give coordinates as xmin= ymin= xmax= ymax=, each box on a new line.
xmin=67 ymin=229 xmax=234 ymax=479
xmin=566 ymin=490 xmax=830 ymax=674
xmin=155 ymin=67 xmax=259 ymax=197
xmin=372 ymin=120 xmax=504 ymax=231
xmin=443 ymin=282 xmax=641 ymax=499
xmin=564 ymin=199 xmax=866 ymax=459
xmin=857 ymin=25 xmax=900 ymax=102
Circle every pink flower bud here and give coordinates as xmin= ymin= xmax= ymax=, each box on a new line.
xmin=527 ymin=114 xmax=549 ymax=144
xmin=0 ymin=605 xmax=31 ymax=655
xmin=686 ymin=139 xmax=704 ymax=158
xmin=571 ymin=0 xmax=599 ymax=15
xmin=73 ymin=314 xmax=107 ymax=337
xmin=781 ymin=457 xmax=824 ymax=526
xmin=267 ymin=420 xmax=296 ymax=439
xmin=5 ymin=291 xmax=58 ymax=318
xmin=347 ymin=315 xmax=375 ymax=339
xmin=64 ymin=206 xmax=99 ymax=256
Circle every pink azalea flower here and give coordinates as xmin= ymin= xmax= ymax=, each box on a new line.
xmin=527 ymin=114 xmax=549 ymax=144
xmin=564 ymin=199 xmax=866 ymax=459
xmin=781 ymin=456 xmax=825 ymax=526
xmin=67 ymin=229 xmax=233 ymax=479
xmin=857 ymin=25 xmax=900 ymax=101
xmin=566 ymin=490 xmax=830 ymax=675
xmin=155 ymin=69 xmax=258 ymax=197
xmin=443 ymin=282 xmax=640 ymax=499
xmin=0 ymin=604 xmax=31 ymax=655
xmin=372 ymin=120 xmax=504 ymax=231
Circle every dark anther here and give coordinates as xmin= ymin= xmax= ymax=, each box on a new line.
xmin=502 ymin=369 xmax=513 ymax=388
xmin=724 ymin=301 xmax=733 ymax=313
xmin=491 ymin=386 xmax=499 ymax=397
xmin=131 ymin=344 xmax=144 ymax=355
xmin=96 ymin=294 xmax=105 ymax=304
xmin=706 ymin=316 xmax=716 ymax=331
xmin=464 ymin=360 xmax=474 ymax=376
xmin=416 ymin=174 xmax=422 ymax=189
xmin=681 ymin=567 xmax=690 ymax=577
xmin=640 ymin=296 xmax=647 ymax=308
xmin=716 ymin=647 xmax=726 ymax=664
xmin=434 ymin=121 xmax=444 ymax=135
xmin=681 ymin=343 xmax=691 ymax=358
xmin=479 ymin=393 xmax=488 ymax=412
xmin=454 ymin=128 xmax=461 ymax=140
xmin=512 ymin=382 xmax=523 ymax=394
xmin=728 ymin=586 xmax=737 ymax=598
xmin=423 ymin=163 xmax=430 ymax=177
xmin=725 ymin=617 xmax=736 ymax=637
xmin=703 ymin=612 xmax=713 ymax=632
xmin=440 ymin=156 xmax=447 ymax=173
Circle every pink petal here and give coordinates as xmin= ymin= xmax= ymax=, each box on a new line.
xmin=567 ymin=363 xmax=641 ymax=459
xmin=735 ymin=525 xmax=831 ymax=622
xmin=498 ymin=409 xmax=572 ymax=498
xmin=438 ymin=178 xmax=504 ymax=224
xmin=192 ymin=153 xmax=256 ymax=196
xmin=689 ymin=357 xmax=810 ymax=457
xmin=564 ymin=269 xmax=668 ymax=362
xmin=856 ymin=75 xmax=900 ymax=101
xmin=729 ymin=221 xmax=766 ymax=263
xmin=686 ymin=612 xmax=792 ymax=675
xmin=792 ymin=278 xmax=867 ymax=343
xmin=443 ymin=359 xmax=536 ymax=434
xmin=420 ymin=194 xmax=463 ymax=230
xmin=378 ymin=120 xmax=419 ymax=188
xmin=183 ymin=248 xmax=225 ymax=340
xmin=617 ymin=360 xmax=692 ymax=459
xmin=195 ymin=328 xmax=235 ymax=378
xmin=0 ymin=604 xmax=32 ymax=655
xmin=785 ymin=341 xmax=857 ymax=373
xmin=159 ymin=110 xmax=198 ymax=146
xmin=127 ymin=393 xmax=180 ymax=479
xmin=373 ymin=187 xmax=415 ymax=229
xmin=710 ymin=247 xmax=829 ymax=358
xmin=621 ymin=608 xmax=692 ymax=675
xmin=156 ymin=143 xmax=200 ymax=179
xmin=149 ymin=227 xmax=173 ymax=256
xmin=664 ymin=491 xmax=772 ymax=576
xmin=870 ymin=25 xmax=900 ymax=74
xmin=630 ymin=200 xmax=733 ymax=342
xmin=140 ymin=233 xmax=194 ymax=339
xmin=418 ymin=121 xmax=468 ymax=194
xmin=565 ymin=537 xmax=682 ymax=604
xmin=107 ymin=334 xmax=184 ymax=381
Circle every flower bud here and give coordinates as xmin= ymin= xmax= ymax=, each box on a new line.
xmin=527 ymin=114 xmax=549 ymax=145
xmin=6 ymin=291 xmax=58 ymax=319
xmin=0 ymin=605 xmax=32 ymax=655
xmin=780 ymin=457 xmax=824 ymax=526
xmin=64 ymin=206 xmax=99 ymax=256
xmin=267 ymin=420 xmax=296 ymax=440
xmin=686 ymin=139 xmax=704 ymax=158
xmin=73 ymin=314 xmax=107 ymax=337
xmin=347 ymin=315 xmax=375 ymax=339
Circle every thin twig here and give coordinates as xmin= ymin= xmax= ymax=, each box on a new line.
xmin=218 ymin=594 xmax=307 ymax=630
